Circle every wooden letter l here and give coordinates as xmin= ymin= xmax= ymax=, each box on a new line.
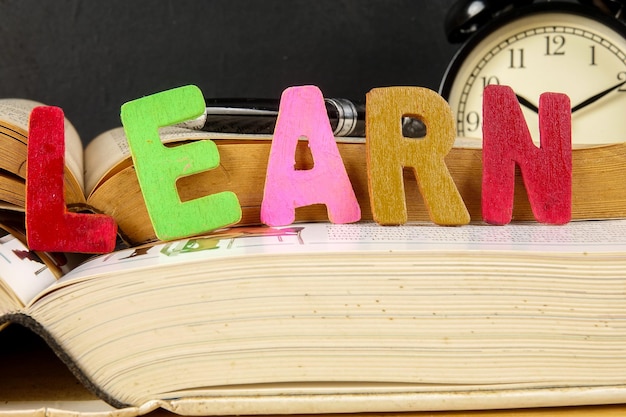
xmin=26 ymin=106 xmax=117 ymax=253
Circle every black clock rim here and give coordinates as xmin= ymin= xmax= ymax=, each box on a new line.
xmin=438 ymin=1 xmax=626 ymax=100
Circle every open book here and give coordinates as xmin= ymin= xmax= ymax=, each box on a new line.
xmin=0 ymin=99 xmax=221 ymax=245
xmin=3 ymin=220 xmax=626 ymax=416
xmin=2 ymin=98 xmax=626 ymax=246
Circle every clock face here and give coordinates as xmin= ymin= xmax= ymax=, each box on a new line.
xmin=441 ymin=10 xmax=626 ymax=145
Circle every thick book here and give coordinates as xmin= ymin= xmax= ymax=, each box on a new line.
xmin=3 ymin=220 xmax=626 ymax=416
xmin=2 ymin=99 xmax=626 ymax=246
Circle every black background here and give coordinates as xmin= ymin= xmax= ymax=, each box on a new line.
xmin=0 ymin=0 xmax=460 ymax=144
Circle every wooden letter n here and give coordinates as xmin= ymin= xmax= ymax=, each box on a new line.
xmin=482 ymin=85 xmax=572 ymax=225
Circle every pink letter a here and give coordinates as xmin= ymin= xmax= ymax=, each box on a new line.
xmin=261 ymin=86 xmax=361 ymax=226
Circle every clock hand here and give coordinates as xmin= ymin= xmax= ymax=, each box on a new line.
xmin=571 ymin=80 xmax=626 ymax=113
xmin=515 ymin=94 xmax=539 ymax=113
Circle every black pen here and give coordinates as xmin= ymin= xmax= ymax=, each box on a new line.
xmin=179 ymin=97 xmax=426 ymax=138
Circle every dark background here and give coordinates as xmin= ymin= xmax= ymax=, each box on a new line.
xmin=0 ymin=0 xmax=460 ymax=144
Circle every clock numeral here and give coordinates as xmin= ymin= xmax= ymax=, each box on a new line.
xmin=465 ymin=111 xmax=481 ymax=133
xmin=508 ymin=48 xmax=525 ymax=69
xmin=590 ymin=45 xmax=597 ymax=66
xmin=545 ymin=35 xmax=566 ymax=56
xmin=481 ymin=76 xmax=500 ymax=89
xmin=618 ymin=72 xmax=626 ymax=92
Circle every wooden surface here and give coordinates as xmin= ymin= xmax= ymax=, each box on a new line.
xmin=141 ymin=405 xmax=626 ymax=416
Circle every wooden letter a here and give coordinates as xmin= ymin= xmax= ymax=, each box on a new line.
xmin=261 ymin=85 xmax=361 ymax=226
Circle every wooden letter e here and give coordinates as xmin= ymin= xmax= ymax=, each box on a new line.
xmin=121 ymin=85 xmax=242 ymax=240
xmin=26 ymin=106 xmax=117 ymax=253
xmin=261 ymin=85 xmax=361 ymax=226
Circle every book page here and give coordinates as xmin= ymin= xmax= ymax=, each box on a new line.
xmin=83 ymin=126 xmax=223 ymax=197
xmin=49 ymin=220 xmax=626 ymax=288
xmin=83 ymin=124 xmax=374 ymax=198
xmin=0 ymin=99 xmax=84 ymax=192
xmin=319 ymin=220 xmax=626 ymax=251
xmin=0 ymin=231 xmax=56 ymax=306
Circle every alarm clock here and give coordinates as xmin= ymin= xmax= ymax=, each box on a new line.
xmin=439 ymin=0 xmax=626 ymax=145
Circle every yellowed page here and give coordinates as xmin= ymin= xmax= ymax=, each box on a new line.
xmin=0 ymin=99 xmax=84 ymax=193
xmin=83 ymin=126 xmax=222 ymax=197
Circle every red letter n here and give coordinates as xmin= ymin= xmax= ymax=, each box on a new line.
xmin=482 ymin=85 xmax=572 ymax=225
